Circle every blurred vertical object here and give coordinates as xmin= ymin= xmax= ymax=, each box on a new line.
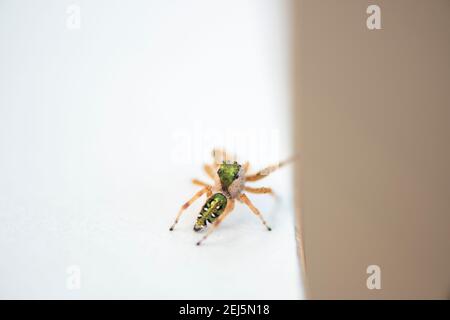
xmin=293 ymin=0 xmax=450 ymax=299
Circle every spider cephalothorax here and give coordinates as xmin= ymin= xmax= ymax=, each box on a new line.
xmin=169 ymin=149 xmax=295 ymax=245
xmin=217 ymin=161 xmax=245 ymax=198
xmin=218 ymin=161 xmax=240 ymax=189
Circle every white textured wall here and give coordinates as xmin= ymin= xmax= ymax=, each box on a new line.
xmin=0 ymin=0 xmax=302 ymax=299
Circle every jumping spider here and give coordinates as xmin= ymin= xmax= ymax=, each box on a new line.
xmin=169 ymin=149 xmax=295 ymax=246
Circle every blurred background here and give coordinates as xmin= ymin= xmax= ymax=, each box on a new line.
xmin=2 ymin=0 xmax=450 ymax=300
xmin=295 ymin=0 xmax=450 ymax=299
xmin=0 ymin=0 xmax=301 ymax=299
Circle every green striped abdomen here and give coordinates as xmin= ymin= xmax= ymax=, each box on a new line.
xmin=194 ymin=193 xmax=227 ymax=232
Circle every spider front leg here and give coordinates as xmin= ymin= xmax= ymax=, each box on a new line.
xmin=196 ymin=199 xmax=235 ymax=246
xmin=239 ymin=193 xmax=272 ymax=231
xmin=169 ymin=186 xmax=211 ymax=231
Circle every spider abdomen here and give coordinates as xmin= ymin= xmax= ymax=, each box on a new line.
xmin=193 ymin=193 xmax=227 ymax=232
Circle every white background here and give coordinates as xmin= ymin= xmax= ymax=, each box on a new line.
xmin=0 ymin=0 xmax=303 ymax=299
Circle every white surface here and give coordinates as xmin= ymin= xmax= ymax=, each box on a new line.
xmin=0 ymin=0 xmax=303 ymax=299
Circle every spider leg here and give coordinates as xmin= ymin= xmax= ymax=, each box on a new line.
xmin=245 ymin=155 xmax=297 ymax=182
xmin=169 ymin=186 xmax=211 ymax=231
xmin=239 ymin=193 xmax=272 ymax=231
xmin=243 ymin=186 xmax=276 ymax=198
xmin=192 ymin=179 xmax=213 ymax=197
xmin=196 ymin=199 xmax=235 ymax=246
xmin=192 ymin=179 xmax=210 ymax=188
xmin=203 ymin=164 xmax=217 ymax=180
xmin=242 ymin=161 xmax=250 ymax=173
